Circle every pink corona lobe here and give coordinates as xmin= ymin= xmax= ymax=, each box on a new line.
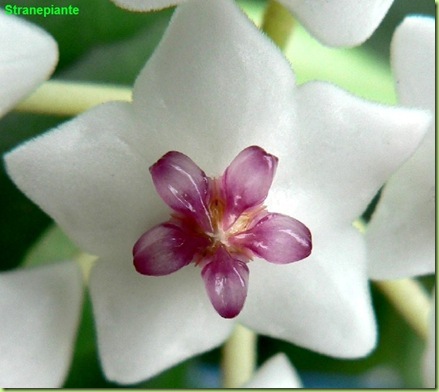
xmin=133 ymin=146 xmax=312 ymax=318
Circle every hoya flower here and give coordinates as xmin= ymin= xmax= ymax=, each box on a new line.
xmin=5 ymin=0 xmax=430 ymax=384
xmin=243 ymin=353 xmax=302 ymax=388
xmin=109 ymin=0 xmax=393 ymax=47
xmin=135 ymin=146 xmax=312 ymax=318
xmin=366 ymin=16 xmax=435 ymax=279
xmin=0 ymin=262 xmax=83 ymax=387
xmin=0 ymin=10 xmax=58 ymax=117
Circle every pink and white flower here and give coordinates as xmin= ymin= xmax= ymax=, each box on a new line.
xmin=135 ymin=146 xmax=311 ymax=318
xmin=4 ymin=0 xmax=431 ymax=384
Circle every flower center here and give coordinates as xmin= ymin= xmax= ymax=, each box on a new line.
xmin=133 ymin=146 xmax=312 ymax=318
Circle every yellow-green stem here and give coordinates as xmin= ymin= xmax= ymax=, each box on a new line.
xmin=15 ymin=80 xmax=131 ymax=117
xmin=375 ymin=279 xmax=430 ymax=340
xmin=261 ymin=0 xmax=295 ymax=50
xmin=222 ymin=324 xmax=257 ymax=388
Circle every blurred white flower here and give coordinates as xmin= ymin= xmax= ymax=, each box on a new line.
xmin=243 ymin=353 xmax=302 ymax=388
xmin=0 ymin=12 xmax=83 ymax=388
xmin=366 ymin=16 xmax=435 ymax=279
xmin=109 ymin=0 xmax=394 ymax=47
xmin=0 ymin=11 xmax=58 ymax=117
xmin=5 ymin=0 xmax=430 ymax=385
xmin=0 ymin=262 xmax=83 ymax=387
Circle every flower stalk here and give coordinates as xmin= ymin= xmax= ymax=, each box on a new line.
xmin=375 ymin=279 xmax=430 ymax=340
xmin=222 ymin=324 xmax=257 ymax=388
xmin=261 ymin=0 xmax=295 ymax=51
xmin=15 ymin=80 xmax=131 ymax=117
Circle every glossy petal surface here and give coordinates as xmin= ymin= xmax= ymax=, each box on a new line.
xmin=150 ymin=151 xmax=212 ymax=230
xmin=231 ymin=213 xmax=311 ymax=263
xmin=222 ymin=146 xmax=278 ymax=228
xmin=201 ymin=247 xmax=249 ymax=318
xmin=278 ymin=0 xmax=393 ymax=47
xmin=243 ymin=353 xmax=302 ymax=388
xmin=0 ymin=11 xmax=58 ymax=117
xmin=366 ymin=17 xmax=435 ymax=279
xmin=0 ymin=262 xmax=83 ymax=387
xmin=89 ymin=257 xmax=234 ymax=384
xmin=134 ymin=222 xmax=209 ymax=275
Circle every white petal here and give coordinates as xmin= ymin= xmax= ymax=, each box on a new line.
xmin=423 ymin=291 xmax=435 ymax=388
xmin=267 ymin=81 xmax=431 ymax=227
xmin=243 ymin=353 xmax=302 ymax=388
xmin=240 ymin=227 xmax=376 ymax=358
xmin=110 ymin=0 xmax=185 ymax=12
xmin=0 ymin=261 xmax=83 ymax=387
xmin=132 ymin=0 xmax=298 ymax=181
xmin=278 ymin=0 xmax=393 ymax=47
xmin=89 ymin=257 xmax=234 ymax=384
xmin=366 ymin=17 xmax=435 ymax=279
xmin=0 ymin=11 xmax=58 ymax=117
xmin=5 ymin=102 xmax=168 ymax=259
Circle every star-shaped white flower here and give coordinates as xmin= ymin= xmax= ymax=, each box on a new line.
xmin=4 ymin=0 xmax=430 ymax=385
xmin=0 ymin=10 xmax=58 ymax=117
xmin=0 ymin=262 xmax=83 ymax=387
xmin=243 ymin=353 xmax=302 ymax=388
xmin=0 ymin=12 xmax=84 ymax=388
xmin=109 ymin=0 xmax=393 ymax=47
xmin=366 ymin=16 xmax=435 ymax=279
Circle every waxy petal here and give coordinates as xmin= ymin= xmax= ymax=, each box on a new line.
xmin=134 ymin=222 xmax=209 ymax=276
xmin=0 ymin=262 xmax=83 ymax=387
xmin=240 ymin=228 xmax=376 ymax=358
xmin=230 ymin=213 xmax=311 ymax=264
xmin=132 ymin=0 xmax=297 ymax=179
xmin=150 ymin=151 xmax=212 ymax=231
xmin=5 ymin=102 xmax=168 ymax=259
xmin=89 ymin=258 xmax=233 ymax=384
xmin=366 ymin=17 xmax=435 ymax=279
xmin=243 ymin=353 xmax=302 ymax=388
xmin=222 ymin=146 xmax=278 ymax=228
xmin=273 ymin=81 xmax=431 ymax=227
xmin=0 ymin=11 xmax=58 ymax=117
xmin=201 ymin=247 xmax=249 ymax=319
xmin=278 ymin=0 xmax=393 ymax=47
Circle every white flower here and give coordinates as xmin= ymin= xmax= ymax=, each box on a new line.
xmin=109 ymin=0 xmax=393 ymax=47
xmin=366 ymin=16 xmax=435 ymax=279
xmin=0 ymin=11 xmax=58 ymax=117
xmin=243 ymin=353 xmax=302 ymax=388
xmin=4 ymin=0 xmax=430 ymax=385
xmin=0 ymin=12 xmax=84 ymax=388
xmin=0 ymin=262 xmax=83 ymax=387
